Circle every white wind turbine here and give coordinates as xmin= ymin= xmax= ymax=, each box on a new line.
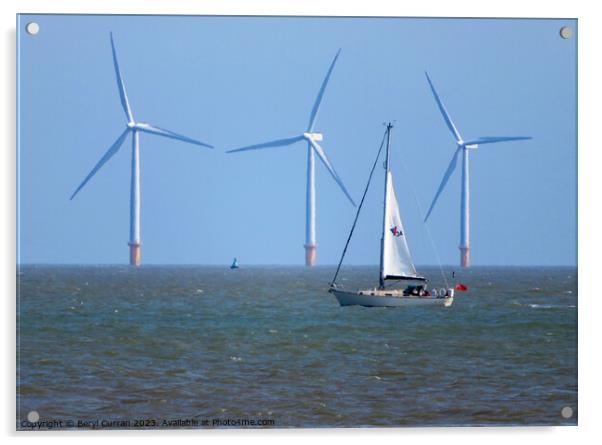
xmin=423 ymin=72 xmax=532 ymax=268
xmin=70 ymin=33 xmax=213 ymax=266
xmin=227 ymin=49 xmax=355 ymax=266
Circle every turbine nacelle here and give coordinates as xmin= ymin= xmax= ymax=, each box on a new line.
xmin=127 ymin=121 xmax=137 ymax=129
xmin=303 ymin=132 xmax=324 ymax=142
xmin=457 ymin=140 xmax=477 ymax=149
xmin=456 ymin=139 xmax=479 ymax=150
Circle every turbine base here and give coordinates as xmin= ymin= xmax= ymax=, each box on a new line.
xmin=128 ymin=242 xmax=141 ymax=266
xmin=304 ymin=244 xmax=316 ymax=267
xmin=460 ymin=247 xmax=470 ymax=268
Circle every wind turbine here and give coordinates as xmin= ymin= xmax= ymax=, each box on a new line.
xmin=227 ymin=49 xmax=355 ymax=266
xmin=70 ymin=33 xmax=213 ymax=266
xmin=423 ymin=72 xmax=532 ymax=268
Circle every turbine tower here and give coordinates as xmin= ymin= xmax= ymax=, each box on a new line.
xmin=423 ymin=72 xmax=532 ymax=268
xmin=227 ymin=49 xmax=355 ymax=266
xmin=70 ymin=33 xmax=213 ymax=266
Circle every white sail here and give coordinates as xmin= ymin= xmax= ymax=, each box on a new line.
xmin=382 ymin=171 xmax=421 ymax=280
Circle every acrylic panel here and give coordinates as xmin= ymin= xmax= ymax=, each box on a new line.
xmin=16 ymin=14 xmax=577 ymax=430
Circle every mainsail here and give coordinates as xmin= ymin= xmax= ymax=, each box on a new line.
xmin=381 ymin=172 xmax=423 ymax=281
xmin=329 ymin=122 xmax=425 ymax=290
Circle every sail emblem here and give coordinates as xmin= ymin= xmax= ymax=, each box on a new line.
xmin=390 ymin=226 xmax=403 ymax=237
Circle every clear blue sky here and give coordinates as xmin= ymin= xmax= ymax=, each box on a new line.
xmin=17 ymin=15 xmax=577 ymax=266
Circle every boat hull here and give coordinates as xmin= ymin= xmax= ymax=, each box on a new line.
xmin=330 ymin=288 xmax=453 ymax=307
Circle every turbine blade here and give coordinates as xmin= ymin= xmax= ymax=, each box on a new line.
xmin=424 ymin=147 xmax=462 ymax=222
xmin=307 ymin=49 xmax=341 ymax=132
xmin=424 ymin=72 xmax=463 ymax=143
xmin=135 ymin=123 xmax=213 ymax=148
xmin=226 ymin=135 xmax=304 ymax=153
xmin=308 ymin=138 xmax=356 ymax=207
xmin=110 ymin=33 xmax=134 ymax=123
xmin=463 ymin=136 xmax=533 ymax=145
xmin=70 ymin=129 xmax=129 ymax=200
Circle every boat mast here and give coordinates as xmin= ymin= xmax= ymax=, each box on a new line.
xmin=379 ymin=123 xmax=393 ymax=289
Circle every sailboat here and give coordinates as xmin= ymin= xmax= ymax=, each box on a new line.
xmin=329 ymin=123 xmax=454 ymax=307
xmin=230 ymin=258 xmax=239 ymax=269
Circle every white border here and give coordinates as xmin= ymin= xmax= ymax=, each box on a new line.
xmin=4 ymin=1 xmax=600 ymax=444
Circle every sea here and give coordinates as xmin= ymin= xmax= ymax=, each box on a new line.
xmin=16 ymin=265 xmax=577 ymax=429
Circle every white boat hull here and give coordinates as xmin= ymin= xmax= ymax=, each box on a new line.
xmin=330 ymin=288 xmax=454 ymax=308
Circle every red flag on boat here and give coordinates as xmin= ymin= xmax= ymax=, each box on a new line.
xmin=455 ymin=283 xmax=468 ymax=291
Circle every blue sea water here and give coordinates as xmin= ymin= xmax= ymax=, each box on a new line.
xmin=16 ymin=265 xmax=577 ymax=429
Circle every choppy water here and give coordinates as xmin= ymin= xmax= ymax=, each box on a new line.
xmin=17 ymin=266 xmax=577 ymax=428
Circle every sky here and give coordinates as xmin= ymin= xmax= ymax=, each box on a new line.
xmin=17 ymin=15 xmax=577 ymax=266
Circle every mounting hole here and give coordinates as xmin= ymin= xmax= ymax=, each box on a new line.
xmin=27 ymin=410 xmax=39 ymax=422
xmin=25 ymin=22 xmax=39 ymax=35
xmin=561 ymin=406 xmax=573 ymax=419
xmin=559 ymin=26 xmax=572 ymax=39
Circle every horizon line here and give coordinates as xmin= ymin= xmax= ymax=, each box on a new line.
xmin=16 ymin=263 xmax=578 ymax=268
